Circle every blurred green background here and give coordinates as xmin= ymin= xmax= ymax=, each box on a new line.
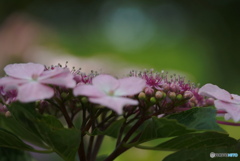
xmin=0 ymin=0 xmax=240 ymax=160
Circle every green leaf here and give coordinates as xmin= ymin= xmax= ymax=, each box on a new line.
xmin=96 ymin=155 xmax=108 ymax=161
xmin=0 ymin=128 xmax=34 ymax=151
xmin=166 ymin=107 xmax=225 ymax=132
xmin=36 ymin=115 xmax=81 ymax=161
xmin=137 ymin=131 xmax=237 ymax=151
xmin=0 ymin=115 xmax=49 ymax=149
xmin=0 ymin=147 xmax=35 ymax=161
xmin=6 ymin=102 xmax=81 ymax=161
xmin=163 ymin=143 xmax=240 ymax=161
xmin=136 ymin=117 xmax=194 ymax=144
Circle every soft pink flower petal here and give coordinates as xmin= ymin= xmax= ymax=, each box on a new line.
xmin=198 ymin=84 xmax=233 ymax=102
xmin=214 ymin=100 xmax=240 ymax=122
xmin=4 ymin=63 xmax=44 ymax=79
xmin=231 ymin=94 xmax=240 ymax=102
xmin=114 ymin=77 xmax=146 ymax=96
xmin=224 ymin=113 xmax=232 ymax=121
xmin=73 ymin=84 xmax=105 ymax=97
xmin=0 ymin=77 xmax=28 ymax=86
xmin=89 ymin=96 xmax=138 ymax=114
xmin=39 ymin=69 xmax=76 ymax=88
xmin=92 ymin=75 xmax=119 ymax=93
xmin=17 ymin=82 xmax=54 ymax=102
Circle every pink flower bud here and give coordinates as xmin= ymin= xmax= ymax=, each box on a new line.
xmin=155 ymin=91 xmax=165 ymax=100
xmin=168 ymin=92 xmax=176 ymax=99
xmin=183 ymin=91 xmax=193 ymax=99
xmin=144 ymin=87 xmax=154 ymax=96
xmin=138 ymin=92 xmax=146 ymax=100
xmin=162 ymin=84 xmax=170 ymax=92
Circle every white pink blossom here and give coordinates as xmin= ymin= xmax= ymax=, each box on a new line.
xmin=199 ymin=83 xmax=240 ymax=122
xmin=73 ymin=75 xmax=146 ymax=114
xmin=0 ymin=63 xmax=76 ymax=102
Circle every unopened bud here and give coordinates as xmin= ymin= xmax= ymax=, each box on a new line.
xmin=206 ymin=98 xmax=214 ymax=106
xmin=138 ymin=92 xmax=146 ymax=100
xmin=168 ymin=92 xmax=176 ymax=99
xmin=150 ymin=97 xmax=157 ymax=104
xmin=144 ymin=87 xmax=154 ymax=96
xmin=162 ymin=84 xmax=170 ymax=92
xmin=81 ymin=97 xmax=88 ymax=104
xmin=61 ymin=92 xmax=69 ymax=99
xmin=155 ymin=91 xmax=164 ymax=99
xmin=188 ymin=102 xmax=195 ymax=107
xmin=183 ymin=91 xmax=193 ymax=99
xmin=5 ymin=111 xmax=11 ymax=117
xmin=170 ymin=83 xmax=177 ymax=92
xmin=176 ymin=94 xmax=183 ymax=100
xmin=189 ymin=97 xmax=198 ymax=104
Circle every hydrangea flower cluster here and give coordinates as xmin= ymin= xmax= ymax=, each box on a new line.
xmin=0 ymin=62 xmax=240 ymax=161
xmin=0 ymin=63 xmax=239 ymax=122
xmin=129 ymin=69 xmax=213 ymax=115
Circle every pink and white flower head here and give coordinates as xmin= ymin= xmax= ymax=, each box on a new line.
xmin=199 ymin=83 xmax=240 ymax=122
xmin=73 ymin=75 xmax=146 ymax=114
xmin=0 ymin=63 xmax=76 ymax=102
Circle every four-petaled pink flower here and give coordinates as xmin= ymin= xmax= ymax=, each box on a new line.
xmin=73 ymin=75 xmax=146 ymax=114
xmin=0 ymin=63 xmax=76 ymax=102
xmin=199 ymin=83 xmax=240 ymax=122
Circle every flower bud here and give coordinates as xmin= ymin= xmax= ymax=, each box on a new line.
xmin=206 ymin=98 xmax=214 ymax=106
xmin=170 ymin=83 xmax=177 ymax=92
xmin=176 ymin=94 xmax=183 ymax=100
xmin=61 ymin=92 xmax=69 ymax=99
xmin=168 ymin=92 xmax=176 ymax=99
xmin=183 ymin=91 xmax=193 ymax=99
xmin=189 ymin=97 xmax=198 ymax=104
xmin=155 ymin=91 xmax=165 ymax=100
xmin=5 ymin=111 xmax=11 ymax=117
xmin=81 ymin=97 xmax=88 ymax=104
xmin=144 ymin=87 xmax=154 ymax=96
xmin=138 ymin=92 xmax=146 ymax=100
xmin=150 ymin=97 xmax=157 ymax=104
xmin=162 ymin=84 xmax=170 ymax=92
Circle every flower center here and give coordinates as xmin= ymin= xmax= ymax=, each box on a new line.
xmin=108 ymin=90 xmax=115 ymax=96
xmin=32 ymin=74 xmax=39 ymax=81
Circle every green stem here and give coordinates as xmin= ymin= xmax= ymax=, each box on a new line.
xmin=91 ymin=135 xmax=104 ymax=161
xmin=79 ymin=106 xmax=87 ymax=161
xmin=87 ymin=136 xmax=95 ymax=161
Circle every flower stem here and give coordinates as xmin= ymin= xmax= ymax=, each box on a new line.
xmin=91 ymin=135 xmax=104 ymax=161
xmin=217 ymin=120 xmax=240 ymax=126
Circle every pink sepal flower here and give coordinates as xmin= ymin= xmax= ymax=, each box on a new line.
xmin=199 ymin=83 xmax=240 ymax=122
xmin=73 ymin=75 xmax=146 ymax=114
xmin=0 ymin=63 xmax=76 ymax=102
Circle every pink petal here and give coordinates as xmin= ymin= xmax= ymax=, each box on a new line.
xmin=114 ymin=77 xmax=146 ymax=96
xmin=4 ymin=63 xmax=44 ymax=79
xmin=40 ymin=67 xmax=68 ymax=79
xmin=198 ymin=84 xmax=233 ymax=102
xmin=17 ymin=82 xmax=54 ymax=102
xmin=89 ymin=96 xmax=138 ymax=114
xmin=92 ymin=75 xmax=119 ymax=93
xmin=0 ymin=77 xmax=28 ymax=86
xmin=224 ymin=113 xmax=232 ymax=121
xmin=73 ymin=84 xmax=105 ymax=97
xmin=39 ymin=68 xmax=76 ymax=88
xmin=214 ymin=100 xmax=240 ymax=122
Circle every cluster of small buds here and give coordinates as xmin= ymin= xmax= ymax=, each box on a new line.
xmin=0 ymin=86 xmax=17 ymax=116
xmin=0 ymin=86 xmax=17 ymax=105
xmin=73 ymin=69 xmax=98 ymax=85
xmin=130 ymin=69 xmax=213 ymax=114
xmin=43 ymin=61 xmax=98 ymax=85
